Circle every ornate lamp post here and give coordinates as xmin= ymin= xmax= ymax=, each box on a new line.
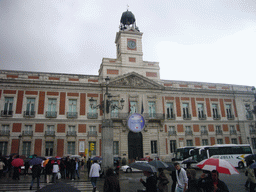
xmin=89 ymin=76 xmax=125 ymax=171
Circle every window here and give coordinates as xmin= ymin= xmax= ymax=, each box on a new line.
xmin=89 ymin=126 xmax=97 ymax=136
xmin=231 ymin=138 xmax=238 ymax=144
xmin=67 ymin=142 xmax=76 ymax=155
xmin=182 ymin=103 xmax=190 ymax=119
xmin=0 ymin=142 xmax=8 ymax=156
xmin=148 ymin=101 xmax=156 ymax=117
xmin=202 ymin=139 xmax=208 ymax=146
xmin=25 ymin=98 xmax=35 ymax=116
xmin=130 ymin=101 xmax=137 ymax=114
xmin=24 ymin=125 xmax=33 ymax=135
xmin=67 ymin=125 xmax=76 ymax=136
xmin=3 ymin=97 xmax=13 ymax=115
xmin=198 ymin=103 xmax=205 ymax=119
xmin=111 ymin=101 xmax=119 ymax=118
xmin=245 ymin=104 xmax=253 ymax=120
xmin=217 ymin=139 xmax=223 ymax=144
xmin=186 ymin=140 xmax=193 ymax=146
xmin=22 ymin=142 xmax=31 ymax=156
xmin=113 ymin=141 xmax=119 ymax=155
xmin=226 ymin=104 xmax=232 ymax=119
xmin=69 ymin=99 xmax=77 ymax=112
xmin=89 ymin=141 xmax=96 ymax=155
xmin=46 ymin=125 xmax=55 ymax=136
xmin=230 ymin=125 xmax=236 ymax=135
xmin=89 ymin=100 xmax=97 ymax=113
xmin=170 ymin=140 xmax=176 ymax=153
xmin=185 ymin=126 xmax=192 ymax=135
xmin=48 ymin=98 xmax=56 ymax=112
xmin=201 ymin=126 xmax=207 ymax=135
xmin=166 ymin=102 xmax=175 ymax=119
xmin=216 ymin=125 xmax=222 ymax=134
xmin=169 ymin=126 xmax=176 ymax=135
xmin=1 ymin=125 xmax=10 ymax=136
xmin=212 ymin=104 xmax=219 ymax=119
xmin=251 ymin=138 xmax=256 ymax=149
xmin=151 ymin=140 xmax=157 ymax=154
xmin=45 ymin=142 xmax=54 ymax=156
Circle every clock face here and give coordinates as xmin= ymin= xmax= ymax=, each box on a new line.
xmin=127 ymin=40 xmax=136 ymax=49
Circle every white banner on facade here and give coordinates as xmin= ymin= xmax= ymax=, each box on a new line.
xmin=79 ymin=141 xmax=85 ymax=152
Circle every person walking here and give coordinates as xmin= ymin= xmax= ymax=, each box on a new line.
xmin=89 ymin=160 xmax=101 ymax=192
xmin=211 ymin=170 xmax=229 ymax=192
xmin=74 ymin=158 xmax=80 ymax=179
xmin=52 ymin=161 xmax=59 ymax=183
xmin=87 ymin=158 xmax=92 ymax=177
xmin=24 ymin=161 xmax=30 ymax=176
xmin=45 ymin=160 xmax=53 ymax=183
xmin=174 ymin=162 xmax=188 ymax=192
xmin=70 ymin=158 xmax=76 ymax=180
xmin=30 ymin=164 xmax=41 ymax=190
xmin=186 ymin=169 xmax=200 ymax=192
xmin=198 ymin=170 xmax=212 ymax=192
xmin=246 ymin=160 xmax=256 ymax=192
xmin=157 ymin=168 xmax=169 ymax=192
xmin=139 ymin=170 xmax=158 ymax=192
xmin=103 ymin=168 xmax=120 ymax=192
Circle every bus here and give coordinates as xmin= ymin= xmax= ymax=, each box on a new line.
xmin=191 ymin=144 xmax=253 ymax=168
xmin=173 ymin=146 xmax=195 ymax=167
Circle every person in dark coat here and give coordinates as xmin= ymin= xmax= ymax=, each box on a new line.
xmin=24 ymin=161 xmax=30 ymax=176
xmin=65 ymin=157 xmax=71 ymax=179
xmin=103 ymin=168 xmax=120 ymax=192
xmin=140 ymin=171 xmax=157 ymax=192
xmin=7 ymin=156 xmax=13 ymax=178
xmin=30 ymin=164 xmax=41 ymax=190
xmin=12 ymin=155 xmax=21 ymax=180
xmin=45 ymin=160 xmax=53 ymax=183
xmin=59 ymin=159 xmax=65 ymax=179
xmin=211 ymin=170 xmax=229 ymax=192
xmin=170 ymin=171 xmax=177 ymax=192
xmin=157 ymin=168 xmax=169 ymax=192
xmin=70 ymin=159 xmax=76 ymax=180
xmin=186 ymin=169 xmax=200 ymax=192
xmin=87 ymin=158 xmax=92 ymax=177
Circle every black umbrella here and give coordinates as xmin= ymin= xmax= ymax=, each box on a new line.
xmin=181 ymin=159 xmax=197 ymax=164
xmin=129 ymin=162 xmax=157 ymax=173
xmin=148 ymin=160 xmax=169 ymax=169
xmin=165 ymin=162 xmax=176 ymax=171
xmin=245 ymin=154 xmax=256 ymax=162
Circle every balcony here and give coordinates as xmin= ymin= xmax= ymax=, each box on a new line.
xmin=213 ymin=114 xmax=221 ymax=120
xmin=45 ymin=131 xmax=55 ymax=136
xmin=1 ymin=110 xmax=13 ymax=117
xmin=66 ymin=131 xmax=77 ymax=136
xmin=216 ymin=130 xmax=223 ymax=135
xmin=230 ymin=130 xmax=237 ymax=135
xmin=183 ymin=114 xmax=191 ymax=120
xmin=46 ymin=111 xmax=57 ymax=118
xmin=201 ymin=130 xmax=208 ymax=135
xmin=88 ymin=131 xmax=97 ymax=137
xmin=67 ymin=112 xmax=78 ymax=119
xmin=250 ymin=129 xmax=256 ymax=134
xmin=0 ymin=130 xmax=10 ymax=136
xmin=22 ymin=130 xmax=33 ymax=136
xmin=198 ymin=114 xmax=207 ymax=120
xmin=143 ymin=113 xmax=165 ymax=120
xmin=87 ymin=113 xmax=98 ymax=119
xmin=168 ymin=131 xmax=176 ymax=136
xmin=23 ymin=111 xmax=35 ymax=118
xmin=167 ymin=114 xmax=176 ymax=120
xmin=246 ymin=113 xmax=254 ymax=120
xmin=185 ymin=130 xmax=193 ymax=136
xmin=111 ymin=113 xmax=129 ymax=120
xmin=227 ymin=114 xmax=234 ymax=120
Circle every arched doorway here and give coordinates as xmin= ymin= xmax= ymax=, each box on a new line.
xmin=128 ymin=131 xmax=143 ymax=161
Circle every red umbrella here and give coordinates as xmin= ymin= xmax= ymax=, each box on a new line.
xmin=197 ymin=158 xmax=239 ymax=175
xmin=11 ymin=158 xmax=24 ymax=167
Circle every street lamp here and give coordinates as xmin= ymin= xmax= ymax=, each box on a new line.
xmin=89 ymin=76 xmax=125 ymax=171
xmin=18 ymin=134 xmax=22 ymax=154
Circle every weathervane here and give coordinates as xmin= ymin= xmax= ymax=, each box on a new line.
xmin=127 ymin=4 xmax=129 ymax=11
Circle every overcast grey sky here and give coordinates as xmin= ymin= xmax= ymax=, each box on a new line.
xmin=0 ymin=0 xmax=255 ymax=86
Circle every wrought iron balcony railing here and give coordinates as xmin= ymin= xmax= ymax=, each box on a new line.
xmin=230 ymin=130 xmax=237 ymax=135
xmin=1 ymin=110 xmax=13 ymax=117
xmin=246 ymin=114 xmax=254 ymax=120
xmin=110 ymin=113 xmax=129 ymax=120
xmin=87 ymin=113 xmax=98 ymax=119
xmin=67 ymin=112 xmax=78 ymax=118
xmin=216 ymin=130 xmax=223 ymax=135
xmin=167 ymin=114 xmax=176 ymax=120
xmin=198 ymin=114 xmax=207 ymax=120
xmin=227 ymin=114 xmax=234 ymax=120
xmin=201 ymin=130 xmax=208 ymax=135
xmin=45 ymin=131 xmax=55 ymax=136
xmin=168 ymin=131 xmax=177 ymax=136
xmin=143 ymin=113 xmax=165 ymax=120
xmin=88 ymin=131 xmax=97 ymax=137
xmin=23 ymin=111 xmax=35 ymax=117
xmin=0 ymin=130 xmax=10 ymax=136
xmin=46 ymin=111 xmax=57 ymax=118
xmin=22 ymin=130 xmax=33 ymax=136
xmin=183 ymin=114 xmax=191 ymax=120
xmin=250 ymin=129 xmax=256 ymax=134
xmin=185 ymin=130 xmax=193 ymax=136
xmin=66 ymin=131 xmax=77 ymax=136
xmin=213 ymin=114 xmax=221 ymax=120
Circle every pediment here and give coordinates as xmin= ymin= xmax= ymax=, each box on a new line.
xmin=109 ymin=72 xmax=164 ymax=89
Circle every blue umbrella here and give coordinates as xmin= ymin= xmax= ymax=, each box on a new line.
xmin=29 ymin=157 xmax=43 ymax=165
xmin=91 ymin=156 xmax=102 ymax=161
xmin=250 ymin=162 xmax=256 ymax=169
xmin=148 ymin=160 xmax=169 ymax=169
xmin=129 ymin=162 xmax=157 ymax=173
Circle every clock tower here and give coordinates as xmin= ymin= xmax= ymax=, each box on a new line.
xmin=98 ymin=10 xmax=160 ymax=82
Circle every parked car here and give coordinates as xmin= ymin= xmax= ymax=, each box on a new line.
xmin=121 ymin=161 xmax=148 ymax=173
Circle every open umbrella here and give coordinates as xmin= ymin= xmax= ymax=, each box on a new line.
xmin=165 ymin=162 xmax=176 ymax=171
xmin=11 ymin=158 xmax=24 ymax=167
xmin=29 ymin=157 xmax=43 ymax=165
xmin=37 ymin=156 xmax=46 ymax=160
xmin=148 ymin=160 xmax=169 ymax=169
xmin=245 ymin=154 xmax=256 ymax=162
xmin=181 ymin=159 xmax=197 ymax=164
xmin=91 ymin=156 xmax=103 ymax=161
xmin=197 ymin=158 xmax=239 ymax=175
xmin=43 ymin=159 xmax=49 ymax=167
xmin=129 ymin=162 xmax=157 ymax=173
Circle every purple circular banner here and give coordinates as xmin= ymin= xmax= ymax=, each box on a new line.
xmin=128 ymin=113 xmax=145 ymax=132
